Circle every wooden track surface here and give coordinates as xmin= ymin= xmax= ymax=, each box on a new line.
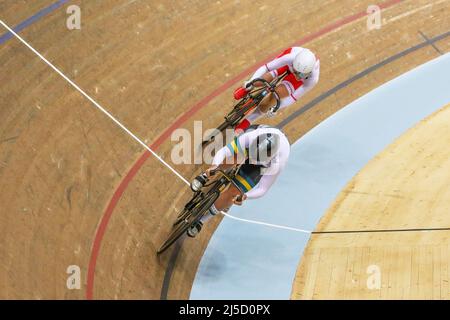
xmin=0 ymin=0 xmax=449 ymax=298
xmin=292 ymin=103 xmax=450 ymax=299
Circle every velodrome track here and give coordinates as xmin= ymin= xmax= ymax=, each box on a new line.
xmin=294 ymin=101 xmax=450 ymax=299
xmin=192 ymin=54 xmax=450 ymax=299
xmin=0 ymin=0 xmax=449 ymax=299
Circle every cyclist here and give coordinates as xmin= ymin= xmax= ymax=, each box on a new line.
xmin=233 ymin=47 xmax=320 ymax=132
xmin=187 ymin=125 xmax=290 ymax=237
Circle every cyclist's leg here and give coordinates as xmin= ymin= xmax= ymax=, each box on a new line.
xmin=258 ymin=83 xmax=290 ymax=113
xmin=246 ymin=108 xmax=265 ymax=122
xmin=213 ymin=163 xmax=260 ymax=212
xmin=235 ymin=72 xmax=276 ymax=132
xmin=236 ymin=88 xmax=286 ymax=132
xmin=262 ymin=72 xmax=275 ymax=84
xmin=252 ymin=72 xmax=275 ymax=87
xmin=214 ymin=184 xmax=242 ymax=212
xmin=238 ymin=83 xmax=290 ymax=133
xmin=235 ymin=110 xmax=264 ymax=133
xmin=196 ymin=184 xmax=240 ymax=226
xmin=198 ymin=165 xmax=260 ymax=225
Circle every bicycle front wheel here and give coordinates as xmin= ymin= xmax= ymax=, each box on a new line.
xmin=157 ymin=191 xmax=220 ymax=254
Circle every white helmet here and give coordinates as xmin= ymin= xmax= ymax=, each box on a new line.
xmin=293 ymin=49 xmax=316 ymax=79
xmin=248 ymin=131 xmax=281 ymax=165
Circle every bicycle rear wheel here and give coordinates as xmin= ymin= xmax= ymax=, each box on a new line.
xmin=157 ymin=191 xmax=220 ymax=254
xmin=201 ymin=97 xmax=257 ymax=147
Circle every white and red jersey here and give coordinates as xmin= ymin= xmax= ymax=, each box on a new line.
xmin=250 ymin=47 xmax=320 ymax=109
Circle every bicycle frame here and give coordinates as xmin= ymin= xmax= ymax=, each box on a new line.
xmin=249 ymin=71 xmax=288 ymax=98
xmin=201 ymin=71 xmax=288 ymax=148
xmin=228 ymin=71 xmax=288 ymax=119
xmin=204 ymin=167 xmax=244 ymax=196
xmin=158 ymin=166 xmax=246 ymax=254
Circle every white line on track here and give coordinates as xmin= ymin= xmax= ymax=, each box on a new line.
xmin=0 ymin=19 xmax=190 ymax=186
xmin=221 ymin=212 xmax=312 ymax=234
xmin=0 ymin=19 xmax=312 ymax=234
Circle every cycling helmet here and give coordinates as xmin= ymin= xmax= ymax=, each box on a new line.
xmin=293 ymin=48 xmax=316 ymax=80
xmin=248 ymin=131 xmax=281 ymax=164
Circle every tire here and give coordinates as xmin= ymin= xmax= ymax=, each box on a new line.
xmin=228 ymin=97 xmax=262 ymax=126
xmin=201 ymin=121 xmax=232 ymax=147
xmin=228 ymin=111 xmax=245 ymax=127
xmin=172 ymin=208 xmax=190 ymax=227
xmin=201 ymin=98 xmax=254 ymax=148
xmin=157 ymin=191 xmax=220 ymax=254
xmin=173 ymin=192 xmax=203 ymax=227
xmin=231 ymin=97 xmax=248 ymax=112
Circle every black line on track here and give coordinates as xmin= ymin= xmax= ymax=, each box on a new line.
xmin=418 ymin=30 xmax=444 ymax=55
xmin=312 ymin=227 xmax=450 ymax=235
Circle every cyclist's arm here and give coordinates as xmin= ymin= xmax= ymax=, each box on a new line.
xmin=275 ymin=87 xmax=308 ymax=110
xmin=250 ymin=65 xmax=270 ymax=81
xmin=277 ymin=95 xmax=296 ymax=110
xmin=245 ymin=137 xmax=290 ymax=199
xmin=245 ymin=172 xmax=279 ymax=199
xmin=212 ymin=136 xmax=247 ymax=167
xmin=250 ymin=55 xmax=291 ymax=81
xmin=211 ymin=147 xmax=234 ymax=167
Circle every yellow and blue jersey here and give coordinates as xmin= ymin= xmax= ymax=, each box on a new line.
xmin=226 ymin=136 xmax=247 ymax=157
xmin=226 ymin=136 xmax=263 ymax=193
xmin=233 ymin=164 xmax=262 ymax=193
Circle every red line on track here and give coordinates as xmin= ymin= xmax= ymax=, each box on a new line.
xmin=86 ymin=0 xmax=402 ymax=299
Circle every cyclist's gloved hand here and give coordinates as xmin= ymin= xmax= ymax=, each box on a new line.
xmin=243 ymin=80 xmax=253 ymax=91
xmin=266 ymin=107 xmax=278 ymax=118
xmin=205 ymin=166 xmax=218 ymax=178
xmin=233 ymin=194 xmax=247 ymax=206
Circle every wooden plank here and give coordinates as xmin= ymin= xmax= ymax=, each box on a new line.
xmin=292 ymin=104 xmax=450 ymax=299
